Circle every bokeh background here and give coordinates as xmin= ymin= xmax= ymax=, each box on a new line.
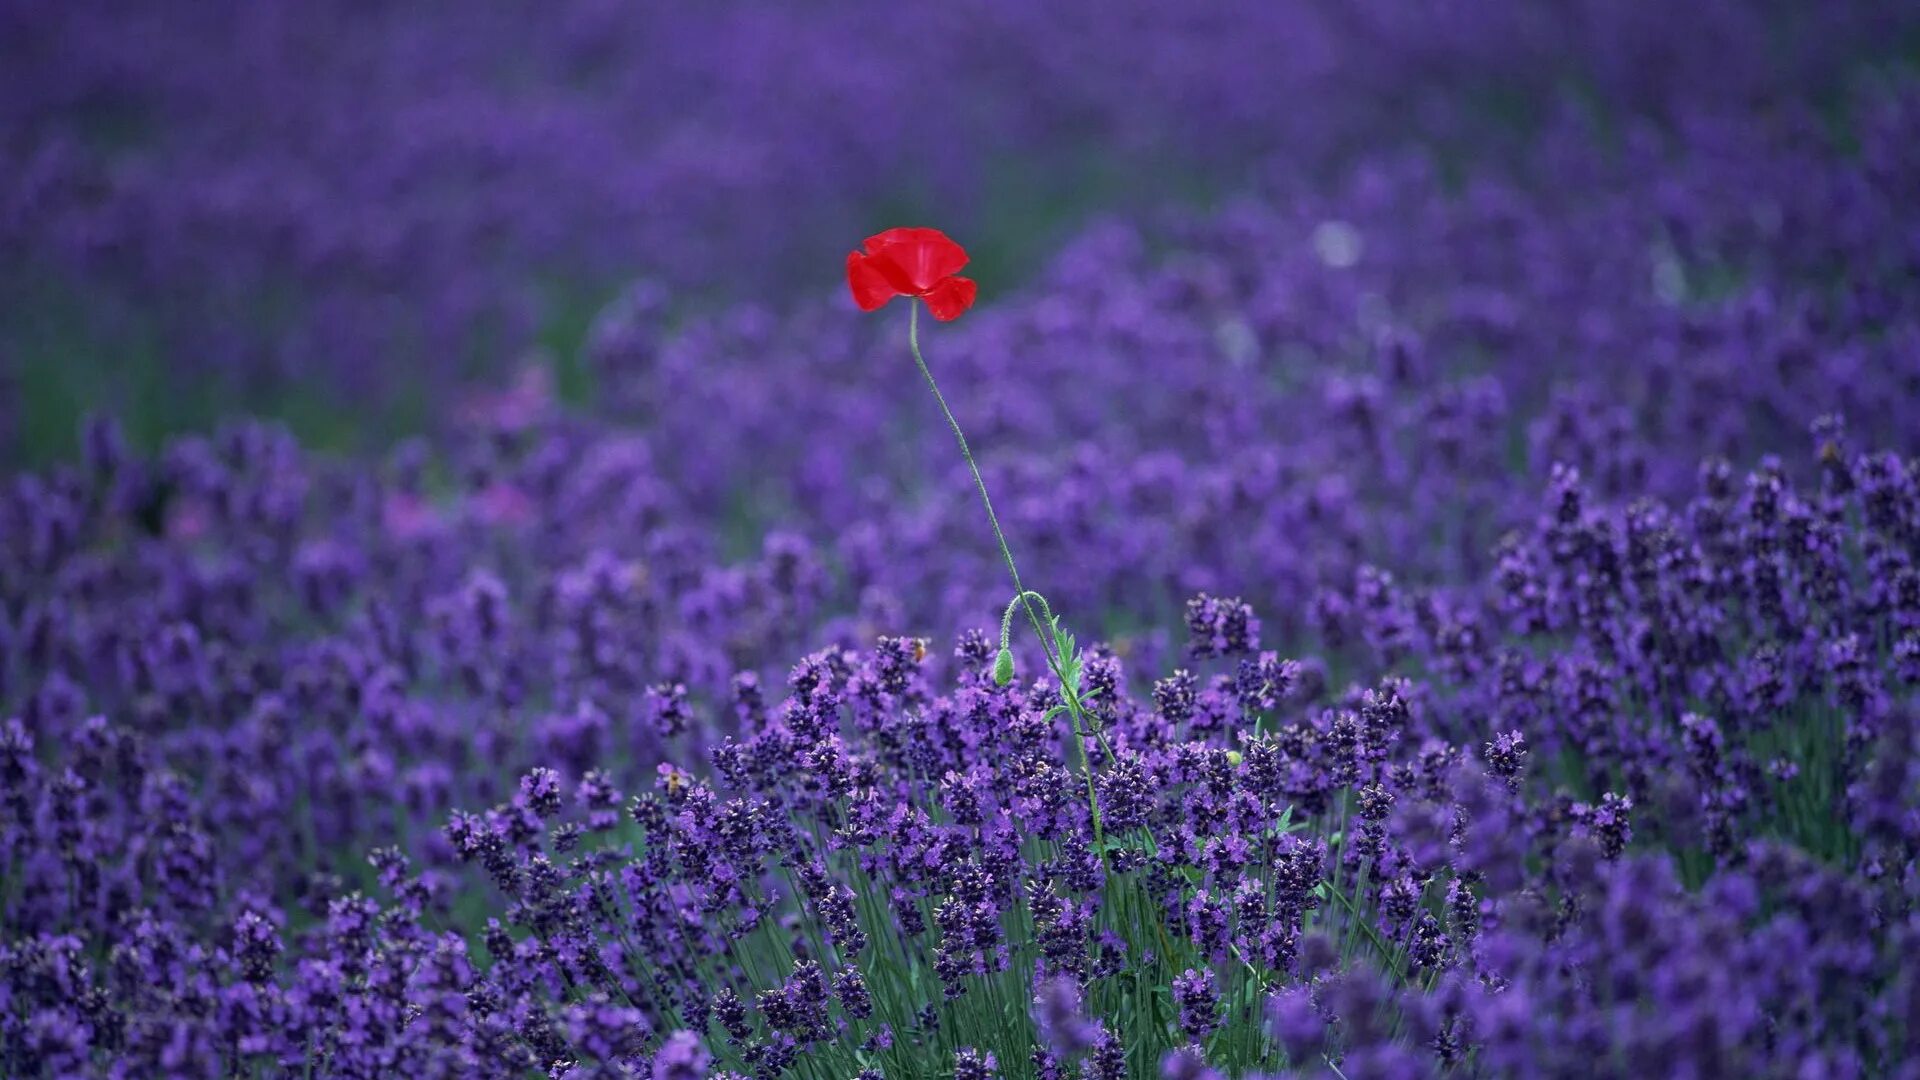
xmin=6 ymin=0 xmax=1914 ymax=464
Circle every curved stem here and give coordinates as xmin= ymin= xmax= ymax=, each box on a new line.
xmin=907 ymin=303 xmax=1106 ymax=850
xmin=1000 ymin=590 xmax=1056 ymax=653
xmin=908 ymin=305 xmax=1052 ymax=661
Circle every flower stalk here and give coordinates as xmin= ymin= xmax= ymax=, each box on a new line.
xmin=906 ymin=303 xmax=1108 ymax=851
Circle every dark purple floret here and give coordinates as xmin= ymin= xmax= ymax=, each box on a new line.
xmin=954 ymin=1046 xmax=1000 ymax=1079
xmin=1155 ymin=669 xmax=1199 ymax=726
xmin=1085 ymin=1027 xmax=1129 ymax=1080
xmin=1185 ymin=594 xmax=1261 ymax=659
xmin=520 ymin=766 xmax=565 ymax=818
xmin=834 ymin=968 xmax=873 ymax=1020
xmin=1483 ymin=731 xmax=1528 ymax=787
xmin=1172 ymin=967 xmax=1221 ymax=1040
xmin=230 ymin=909 xmax=281 ymax=984
xmin=712 ymin=988 xmax=751 ymax=1043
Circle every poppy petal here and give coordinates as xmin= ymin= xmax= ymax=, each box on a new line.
xmin=921 ymin=275 xmax=977 ymax=322
xmin=865 ymin=227 xmax=969 ymax=293
xmin=846 ymin=251 xmax=900 ymax=311
xmin=863 ymin=247 xmax=924 ymax=296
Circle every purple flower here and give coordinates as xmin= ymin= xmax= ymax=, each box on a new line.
xmin=954 ymin=1046 xmax=999 ymax=1079
xmin=651 ymin=1030 xmax=711 ymax=1080
xmin=1172 ymin=968 xmax=1221 ymax=1040
xmin=1185 ymin=594 xmax=1261 ymax=659
xmin=1032 ymin=975 xmax=1101 ymax=1056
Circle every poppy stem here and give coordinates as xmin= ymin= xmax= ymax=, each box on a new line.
xmin=906 ymin=302 xmax=1107 ymax=854
xmin=999 ymin=591 xmax=1055 ymax=657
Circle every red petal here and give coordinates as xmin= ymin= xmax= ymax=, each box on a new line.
xmin=921 ymin=276 xmax=977 ymax=321
xmin=846 ymin=250 xmax=900 ymax=312
xmin=863 ymin=249 xmax=922 ymax=297
xmin=863 ymin=227 xmax=969 ymax=293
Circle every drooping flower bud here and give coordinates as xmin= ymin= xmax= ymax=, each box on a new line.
xmin=993 ymin=647 xmax=1016 ymax=687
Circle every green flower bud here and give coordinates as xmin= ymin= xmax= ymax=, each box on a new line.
xmin=992 ymin=647 xmax=1016 ymax=687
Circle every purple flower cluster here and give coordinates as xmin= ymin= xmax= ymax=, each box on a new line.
xmin=4 ymin=432 xmax=1917 ymax=1073
xmin=5 ymin=11 xmax=1920 ymax=1077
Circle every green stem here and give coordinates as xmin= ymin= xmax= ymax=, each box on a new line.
xmin=1322 ymin=875 xmax=1404 ymax=982
xmin=907 ymin=303 xmax=1106 ymax=852
xmin=999 ymin=590 xmax=1056 ymax=654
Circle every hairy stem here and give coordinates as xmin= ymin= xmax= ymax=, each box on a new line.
xmin=907 ymin=303 xmax=1106 ymax=850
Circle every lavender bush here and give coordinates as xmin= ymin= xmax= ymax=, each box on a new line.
xmin=6 ymin=5 xmax=1920 ymax=1078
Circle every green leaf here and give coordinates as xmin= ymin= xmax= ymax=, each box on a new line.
xmin=1092 ymin=834 xmax=1159 ymax=857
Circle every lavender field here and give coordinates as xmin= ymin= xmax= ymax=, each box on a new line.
xmin=5 ymin=3 xmax=1920 ymax=1077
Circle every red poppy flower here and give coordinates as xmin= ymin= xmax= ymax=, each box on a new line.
xmin=846 ymin=227 xmax=978 ymax=321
